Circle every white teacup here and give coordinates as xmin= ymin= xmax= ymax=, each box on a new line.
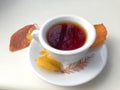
xmin=32 ymin=15 xmax=96 ymax=66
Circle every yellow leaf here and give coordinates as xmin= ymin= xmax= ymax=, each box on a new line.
xmin=36 ymin=49 xmax=62 ymax=71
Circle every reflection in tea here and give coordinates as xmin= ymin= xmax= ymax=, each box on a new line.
xmin=47 ymin=22 xmax=87 ymax=50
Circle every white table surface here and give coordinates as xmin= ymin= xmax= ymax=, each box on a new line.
xmin=0 ymin=0 xmax=120 ymax=90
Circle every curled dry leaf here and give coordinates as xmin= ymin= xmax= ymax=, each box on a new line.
xmin=91 ymin=24 xmax=107 ymax=48
xmin=36 ymin=49 xmax=62 ymax=71
xmin=9 ymin=24 xmax=36 ymax=52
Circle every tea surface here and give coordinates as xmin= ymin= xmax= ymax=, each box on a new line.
xmin=47 ymin=22 xmax=87 ymax=50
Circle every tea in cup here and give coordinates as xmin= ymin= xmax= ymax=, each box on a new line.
xmin=32 ymin=15 xmax=96 ymax=66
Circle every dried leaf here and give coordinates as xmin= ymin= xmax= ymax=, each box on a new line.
xmin=36 ymin=49 xmax=62 ymax=71
xmin=9 ymin=24 xmax=36 ymax=52
xmin=91 ymin=24 xmax=107 ymax=48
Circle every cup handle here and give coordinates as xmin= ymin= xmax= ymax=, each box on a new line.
xmin=32 ymin=30 xmax=40 ymax=43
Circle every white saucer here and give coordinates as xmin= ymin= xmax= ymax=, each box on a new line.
xmin=28 ymin=40 xmax=107 ymax=86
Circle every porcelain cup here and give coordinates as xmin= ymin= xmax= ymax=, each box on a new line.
xmin=32 ymin=15 xmax=96 ymax=66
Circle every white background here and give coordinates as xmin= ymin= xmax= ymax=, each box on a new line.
xmin=0 ymin=0 xmax=120 ymax=90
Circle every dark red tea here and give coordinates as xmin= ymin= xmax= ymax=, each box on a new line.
xmin=47 ymin=22 xmax=87 ymax=50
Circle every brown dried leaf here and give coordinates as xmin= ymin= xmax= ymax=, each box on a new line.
xmin=91 ymin=24 xmax=107 ymax=48
xmin=9 ymin=24 xmax=36 ymax=52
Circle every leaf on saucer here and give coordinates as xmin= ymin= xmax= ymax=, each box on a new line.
xmin=36 ymin=49 xmax=62 ymax=71
xmin=9 ymin=24 xmax=36 ymax=52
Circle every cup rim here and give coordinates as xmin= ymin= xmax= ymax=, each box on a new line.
xmin=39 ymin=15 xmax=96 ymax=55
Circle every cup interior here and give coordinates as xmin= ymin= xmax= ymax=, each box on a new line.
xmin=39 ymin=15 xmax=96 ymax=55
